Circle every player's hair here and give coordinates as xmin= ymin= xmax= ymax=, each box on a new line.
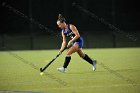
xmin=57 ymin=14 xmax=66 ymax=23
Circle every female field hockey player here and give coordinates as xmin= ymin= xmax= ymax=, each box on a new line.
xmin=57 ymin=14 xmax=96 ymax=73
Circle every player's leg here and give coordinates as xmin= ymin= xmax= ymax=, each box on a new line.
xmin=63 ymin=44 xmax=79 ymax=68
xmin=77 ymin=48 xmax=97 ymax=71
xmin=57 ymin=44 xmax=79 ymax=72
xmin=77 ymin=48 xmax=93 ymax=64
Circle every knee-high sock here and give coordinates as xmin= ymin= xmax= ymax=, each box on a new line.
xmin=63 ymin=56 xmax=71 ymax=68
xmin=83 ymin=54 xmax=93 ymax=64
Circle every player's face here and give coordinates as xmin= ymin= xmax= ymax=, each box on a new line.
xmin=57 ymin=21 xmax=65 ymax=29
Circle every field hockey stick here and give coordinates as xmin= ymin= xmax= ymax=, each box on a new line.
xmin=40 ymin=47 xmax=67 ymax=72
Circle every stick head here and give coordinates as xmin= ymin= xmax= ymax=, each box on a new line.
xmin=40 ymin=68 xmax=43 ymax=72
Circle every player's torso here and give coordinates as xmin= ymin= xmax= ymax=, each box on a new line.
xmin=62 ymin=24 xmax=75 ymax=39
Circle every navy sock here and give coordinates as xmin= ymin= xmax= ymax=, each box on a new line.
xmin=63 ymin=56 xmax=71 ymax=68
xmin=83 ymin=54 xmax=93 ymax=65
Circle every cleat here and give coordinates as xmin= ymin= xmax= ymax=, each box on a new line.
xmin=92 ymin=60 xmax=97 ymax=71
xmin=57 ymin=67 xmax=66 ymax=73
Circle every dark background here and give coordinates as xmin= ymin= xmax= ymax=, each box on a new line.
xmin=0 ymin=0 xmax=140 ymax=50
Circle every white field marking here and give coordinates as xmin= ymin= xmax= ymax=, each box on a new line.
xmin=46 ymin=84 xmax=140 ymax=90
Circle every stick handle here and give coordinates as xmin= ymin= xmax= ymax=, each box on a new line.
xmin=60 ymin=47 xmax=67 ymax=54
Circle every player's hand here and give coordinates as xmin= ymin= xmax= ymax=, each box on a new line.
xmin=67 ymin=41 xmax=72 ymax=47
xmin=58 ymin=51 xmax=62 ymax=55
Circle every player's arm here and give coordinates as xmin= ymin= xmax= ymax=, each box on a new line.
xmin=67 ymin=24 xmax=80 ymax=47
xmin=59 ymin=31 xmax=67 ymax=53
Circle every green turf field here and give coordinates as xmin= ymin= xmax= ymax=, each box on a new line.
xmin=0 ymin=48 xmax=140 ymax=93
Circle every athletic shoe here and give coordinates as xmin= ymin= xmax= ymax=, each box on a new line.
xmin=93 ymin=60 xmax=97 ymax=71
xmin=57 ymin=67 xmax=66 ymax=73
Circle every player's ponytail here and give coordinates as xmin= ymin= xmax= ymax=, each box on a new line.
xmin=57 ymin=14 xmax=66 ymax=23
